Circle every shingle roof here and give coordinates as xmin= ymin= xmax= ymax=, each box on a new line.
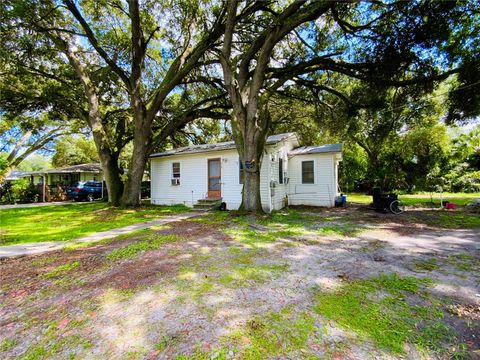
xmin=149 ymin=133 xmax=297 ymax=158
xmin=30 ymin=163 xmax=103 ymax=174
xmin=289 ymin=143 xmax=343 ymax=156
xmin=5 ymin=170 xmax=29 ymax=181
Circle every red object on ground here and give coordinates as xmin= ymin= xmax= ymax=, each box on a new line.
xmin=445 ymin=202 xmax=456 ymax=209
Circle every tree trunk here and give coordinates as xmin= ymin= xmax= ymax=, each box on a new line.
xmin=0 ymin=166 xmax=14 ymax=184
xmin=58 ymin=37 xmax=125 ymax=206
xmin=98 ymin=151 xmax=123 ymax=206
xmin=238 ymin=143 xmax=264 ymax=212
xmin=122 ymin=104 xmax=151 ymax=207
xmin=234 ymin=106 xmax=270 ymax=213
xmin=122 ymin=136 xmax=150 ymax=206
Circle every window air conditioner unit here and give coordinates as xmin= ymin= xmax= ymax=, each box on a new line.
xmin=171 ymin=178 xmax=180 ymax=186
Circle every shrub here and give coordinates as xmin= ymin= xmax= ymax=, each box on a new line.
xmin=450 ymin=171 xmax=480 ymax=193
xmin=1 ymin=179 xmax=39 ymax=204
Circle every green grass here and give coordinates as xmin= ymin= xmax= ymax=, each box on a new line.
xmin=0 ymin=203 xmax=189 ymax=245
xmin=106 ymin=233 xmax=178 ymax=261
xmin=226 ymin=308 xmax=315 ymax=359
xmin=347 ymin=192 xmax=480 ymax=207
xmin=0 ymin=338 xmax=16 ymax=352
xmin=19 ymin=319 xmax=91 ymax=360
xmin=427 ymin=212 xmax=480 ymax=229
xmin=314 ymin=273 xmax=465 ymax=357
xmin=218 ymin=263 xmax=289 ymax=288
xmin=413 ymin=258 xmax=440 ymax=271
xmin=317 ymin=222 xmax=363 ymax=236
xmin=446 ymin=253 xmax=480 ymax=272
xmin=44 ymin=261 xmax=80 ymax=279
xmin=176 ymin=307 xmax=316 ymax=359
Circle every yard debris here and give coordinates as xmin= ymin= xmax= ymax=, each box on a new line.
xmin=337 ymin=273 xmax=350 ymax=281
xmin=447 ymin=304 xmax=480 ymax=321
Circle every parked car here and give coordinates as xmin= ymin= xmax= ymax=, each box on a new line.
xmin=66 ymin=181 xmax=103 ymax=202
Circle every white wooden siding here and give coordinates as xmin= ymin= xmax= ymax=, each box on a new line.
xmin=150 ymin=137 xmax=340 ymax=211
xmin=267 ymin=137 xmax=296 ymax=211
xmin=287 ymin=154 xmax=336 ymax=207
xmin=151 ymin=150 xmax=243 ymax=209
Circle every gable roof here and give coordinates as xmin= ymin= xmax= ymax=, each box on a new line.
xmin=149 ymin=133 xmax=297 ymax=158
xmin=289 ymin=143 xmax=343 ymax=156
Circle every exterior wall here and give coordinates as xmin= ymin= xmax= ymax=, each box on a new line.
xmin=150 ymin=149 xmax=275 ymax=212
xmin=287 ymin=154 xmax=339 ymax=207
xmin=150 ymin=138 xmax=341 ymax=211
xmin=80 ymin=172 xmax=101 ymax=182
xmin=151 ymin=150 xmax=243 ymax=210
xmin=266 ymin=137 xmax=297 ymax=211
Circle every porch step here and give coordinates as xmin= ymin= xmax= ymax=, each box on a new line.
xmin=193 ymin=198 xmax=222 ymax=211
xmin=197 ymin=197 xmax=222 ymax=204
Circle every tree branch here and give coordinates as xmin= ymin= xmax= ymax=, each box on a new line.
xmin=63 ymin=0 xmax=131 ymax=88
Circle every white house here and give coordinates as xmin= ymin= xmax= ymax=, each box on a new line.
xmin=149 ymin=132 xmax=342 ymax=212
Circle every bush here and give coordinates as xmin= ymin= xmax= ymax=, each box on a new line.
xmin=449 ymin=171 xmax=480 ymax=193
xmin=0 ymin=179 xmax=39 ymax=204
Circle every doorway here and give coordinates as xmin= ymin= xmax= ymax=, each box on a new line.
xmin=207 ymin=158 xmax=221 ymax=198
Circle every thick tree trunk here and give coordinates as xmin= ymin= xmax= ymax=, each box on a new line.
xmin=122 ymin=134 xmax=150 ymax=206
xmin=59 ymin=38 xmax=125 ymax=206
xmin=238 ymin=143 xmax=264 ymax=212
xmin=98 ymin=151 xmax=123 ymax=206
xmin=122 ymin=103 xmax=152 ymax=207
xmin=233 ymin=107 xmax=270 ymax=213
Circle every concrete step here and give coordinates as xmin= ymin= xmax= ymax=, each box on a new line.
xmin=197 ymin=198 xmax=222 ymax=204
xmin=193 ymin=199 xmax=222 ymax=211
xmin=193 ymin=203 xmax=214 ymax=209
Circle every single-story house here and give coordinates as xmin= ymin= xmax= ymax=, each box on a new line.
xmin=9 ymin=163 xmax=104 ymax=201
xmin=149 ymin=133 xmax=342 ymax=212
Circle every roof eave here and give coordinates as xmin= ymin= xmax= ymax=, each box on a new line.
xmin=149 ymin=145 xmax=237 ymax=158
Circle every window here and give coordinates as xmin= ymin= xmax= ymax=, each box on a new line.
xmin=171 ymin=162 xmax=180 ymax=185
xmin=278 ymin=158 xmax=284 ymax=184
xmin=302 ymin=161 xmax=314 ymax=184
xmin=239 ymin=159 xmax=245 ymax=184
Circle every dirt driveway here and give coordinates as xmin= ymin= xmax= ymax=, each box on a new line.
xmin=0 ymin=206 xmax=479 ymax=359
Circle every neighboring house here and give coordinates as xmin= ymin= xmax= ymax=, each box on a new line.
xmin=10 ymin=163 xmax=104 ymax=202
xmin=5 ymin=170 xmax=30 ymax=182
xmin=149 ymin=133 xmax=342 ymax=212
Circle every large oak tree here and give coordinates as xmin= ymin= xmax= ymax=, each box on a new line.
xmin=218 ymin=0 xmax=480 ymax=212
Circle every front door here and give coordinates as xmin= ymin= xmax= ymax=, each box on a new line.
xmin=208 ymin=158 xmax=221 ymax=199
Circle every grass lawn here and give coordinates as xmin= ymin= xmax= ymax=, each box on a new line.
xmin=0 ymin=207 xmax=478 ymax=359
xmin=347 ymin=192 xmax=480 ymax=207
xmin=0 ymin=202 xmax=189 ymax=246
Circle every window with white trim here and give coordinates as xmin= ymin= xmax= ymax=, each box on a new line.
xmin=301 ymin=160 xmax=314 ymax=184
xmin=171 ymin=162 xmax=180 ymax=185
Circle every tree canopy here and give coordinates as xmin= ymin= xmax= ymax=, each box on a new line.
xmin=1 ymin=0 xmax=479 ymax=209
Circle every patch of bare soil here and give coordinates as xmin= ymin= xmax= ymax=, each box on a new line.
xmin=0 ymin=221 xmax=227 ymax=328
xmin=1 ymin=211 xmax=479 ymax=359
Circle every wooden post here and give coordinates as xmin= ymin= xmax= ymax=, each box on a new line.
xmin=42 ymin=174 xmax=46 ymax=203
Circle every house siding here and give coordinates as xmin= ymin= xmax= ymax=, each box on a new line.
xmin=287 ymin=154 xmax=338 ymax=207
xmin=151 ymin=150 xmax=244 ymax=210
xmin=150 ymin=136 xmax=341 ymax=211
xmin=267 ymin=137 xmax=297 ymax=211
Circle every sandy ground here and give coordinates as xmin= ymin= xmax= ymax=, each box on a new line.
xmin=0 ymin=207 xmax=478 ymax=359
